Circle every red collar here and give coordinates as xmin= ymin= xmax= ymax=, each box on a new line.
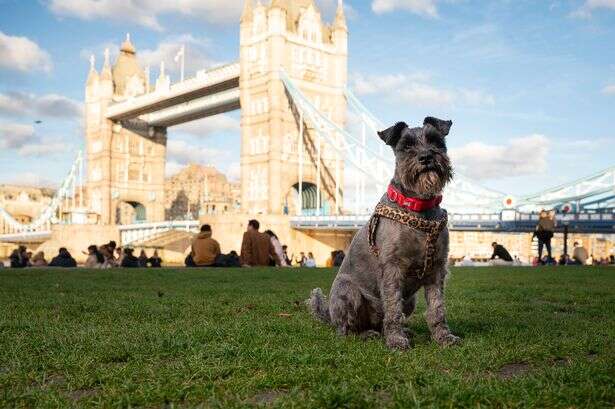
xmin=387 ymin=184 xmax=442 ymax=212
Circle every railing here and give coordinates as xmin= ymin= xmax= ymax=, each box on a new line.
xmin=118 ymin=220 xmax=199 ymax=245
xmin=291 ymin=211 xmax=615 ymax=233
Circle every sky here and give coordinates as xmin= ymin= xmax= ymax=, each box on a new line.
xmin=0 ymin=0 xmax=614 ymax=199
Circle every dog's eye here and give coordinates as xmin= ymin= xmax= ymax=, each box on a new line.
xmin=398 ymin=137 xmax=416 ymax=152
xmin=427 ymin=134 xmax=446 ymax=150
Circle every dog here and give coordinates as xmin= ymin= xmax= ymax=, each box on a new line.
xmin=308 ymin=117 xmax=460 ymax=350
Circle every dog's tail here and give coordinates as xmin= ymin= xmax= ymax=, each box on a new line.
xmin=307 ymin=288 xmax=331 ymax=324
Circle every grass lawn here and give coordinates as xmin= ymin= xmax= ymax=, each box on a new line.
xmin=0 ymin=266 xmax=614 ymax=408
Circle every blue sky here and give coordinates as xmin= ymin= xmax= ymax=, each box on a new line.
xmin=0 ymin=0 xmax=614 ymax=197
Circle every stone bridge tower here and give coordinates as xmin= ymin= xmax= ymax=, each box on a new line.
xmin=239 ymin=0 xmax=348 ymax=215
xmin=84 ymin=36 xmax=167 ymax=225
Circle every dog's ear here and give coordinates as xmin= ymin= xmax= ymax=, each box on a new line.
xmin=378 ymin=122 xmax=407 ymax=147
xmin=423 ymin=117 xmax=452 ymax=137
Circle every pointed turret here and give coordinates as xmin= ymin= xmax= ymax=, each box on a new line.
xmin=241 ymin=0 xmax=253 ymax=23
xmin=334 ymin=0 xmax=347 ymax=31
xmin=113 ymin=33 xmax=145 ymax=96
xmin=100 ymin=48 xmax=113 ymax=81
xmin=86 ymin=54 xmax=99 ymax=85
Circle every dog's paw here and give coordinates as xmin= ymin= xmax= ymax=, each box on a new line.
xmin=385 ymin=333 xmax=410 ymax=350
xmin=436 ymin=333 xmax=462 ymax=347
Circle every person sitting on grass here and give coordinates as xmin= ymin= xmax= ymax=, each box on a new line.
xmin=572 ymin=242 xmax=588 ymax=265
xmin=9 ymin=246 xmax=28 ymax=268
xmin=304 ymin=252 xmax=317 ymax=268
xmin=49 ymin=247 xmax=77 ymax=268
xmin=30 ymin=251 xmax=48 ymax=267
xmin=84 ymin=245 xmax=104 ymax=268
xmin=295 ymin=252 xmax=306 ymax=267
xmin=138 ymin=250 xmax=149 ymax=267
xmin=120 ymin=248 xmax=139 ymax=268
xmin=148 ymin=250 xmax=162 ymax=268
xmin=282 ymin=245 xmax=292 ymax=266
xmin=99 ymin=241 xmax=118 ymax=268
xmin=264 ymin=230 xmax=288 ymax=266
xmin=240 ymin=219 xmax=280 ymax=267
xmin=188 ymin=224 xmax=221 ymax=267
xmin=490 ymin=242 xmax=513 ymax=266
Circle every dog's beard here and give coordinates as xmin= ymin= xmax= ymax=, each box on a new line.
xmin=414 ymin=170 xmax=446 ymax=197
xmin=399 ymin=158 xmax=452 ymax=198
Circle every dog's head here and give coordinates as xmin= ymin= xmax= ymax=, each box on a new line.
xmin=378 ymin=117 xmax=453 ymax=198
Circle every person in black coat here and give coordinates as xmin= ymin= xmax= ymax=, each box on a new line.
xmin=120 ymin=248 xmax=139 ymax=268
xmin=49 ymin=248 xmax=77 ymax=268
xmin=490 ymin=242 xmax=513 ymax=263
xmin=148 ymin=250 xmax=162 ymax=268
xmin=138 ymin=250 xmax=149 ymax=267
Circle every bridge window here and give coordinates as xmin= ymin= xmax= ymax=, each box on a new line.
xmin=248 ymin=166 xmax=268 ymax=201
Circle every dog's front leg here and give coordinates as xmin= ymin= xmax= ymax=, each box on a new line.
xmin=424 ymin=279 xmax=461 ymax=346
xmin=380 ymin=269 xmax=409 ymax=350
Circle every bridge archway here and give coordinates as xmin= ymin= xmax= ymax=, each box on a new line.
xmin=115 ymin=201 xmax=146 ymax=225
xmin=285 ymin=182 xmax=331 ymax=216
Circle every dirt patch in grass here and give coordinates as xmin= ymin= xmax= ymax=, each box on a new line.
xmin=497 ymin=363 xmax=530 ymax=380
xmin=248 ymin=390 xmax=288 ymax=406
xmin=69 ymin=388 xmax=98 ymax=401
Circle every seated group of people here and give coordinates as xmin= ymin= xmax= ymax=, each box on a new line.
xmin=7 ymin=242 xmax=162 ymax=269
xmin=186 ymin=219 xmax=290 ymax=268
xmin=84 ymin=241 xmax=162 ymax=268
xmin=9 ymin=245 xmax=77 ymax=268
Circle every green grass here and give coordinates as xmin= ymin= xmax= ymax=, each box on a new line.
xmin=0 ymin=266 xmax=614 ymax=408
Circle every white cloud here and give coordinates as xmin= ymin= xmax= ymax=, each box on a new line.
xmin=226 ymin=162 xmax=241 ymax=181
xmin=0 ymin=171 xmax=58 ymax=188
xmin=174 ymin=114 xmax=240 ymax=136
xmin=352 ymin=72 xmax=495 ymax=107
xmin=166 ymin=139 xmax=223 ymax=165
xmin=165 ymin=160 xmax=186 ymax=177
xmin=0 ymin=123 xmax=35 ymax=149
xmin=17 ymin=140 xmax=66 ymax=157
xmin=572 ymin=0 xmax=615 ymax=18
xmin=372 ymin=0 xmax=438 ymax=17
xmin=0 ymin=91 xmax=83 ymax=119
xmin=48 ymin=0 xmax=244 ymax=31
xmin=0 ymin=31 xmax=52 ymax=73
xmin=0 ymin=123 xmax=68 ymax=157
xmin=601 ymin=84 xmax=615 ymax=95
xmin=450 ymin=134 xmax=550 ymax=180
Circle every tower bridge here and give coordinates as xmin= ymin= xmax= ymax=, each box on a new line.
xmin=1 ymin=0 xmax=614 ymax=263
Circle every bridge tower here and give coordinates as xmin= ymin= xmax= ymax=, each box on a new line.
xmin=239 ymin=0 xmax=348 ymax=215
xmin=84 ymin=36 xmax=167 ymax=225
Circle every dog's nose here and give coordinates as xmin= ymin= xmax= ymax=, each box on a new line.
xmin=419 ymin=153 xmax=433 ymax=164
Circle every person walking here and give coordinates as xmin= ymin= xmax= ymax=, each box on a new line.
xmin=190 ymin=224 xmax=221 ymax=267
xmin=533 ymin=210 xmax=555 ymax=264
xmin=240 ymin=220 xmax=280 ymax=267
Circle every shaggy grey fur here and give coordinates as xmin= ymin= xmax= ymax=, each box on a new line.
xmin=309 ymin=117 xmax=460 ymax=350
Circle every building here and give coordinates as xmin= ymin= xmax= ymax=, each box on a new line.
xmin=164 ymin=164 xmax=240 ymax=220
xmin=85 ymin=36 xmax=167 ymax=225
xmin=239 ymin=0 xmax=348 ymax=215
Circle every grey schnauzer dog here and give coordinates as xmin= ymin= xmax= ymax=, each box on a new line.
xmin=309 ymin=117 xmax=460 ymax=350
